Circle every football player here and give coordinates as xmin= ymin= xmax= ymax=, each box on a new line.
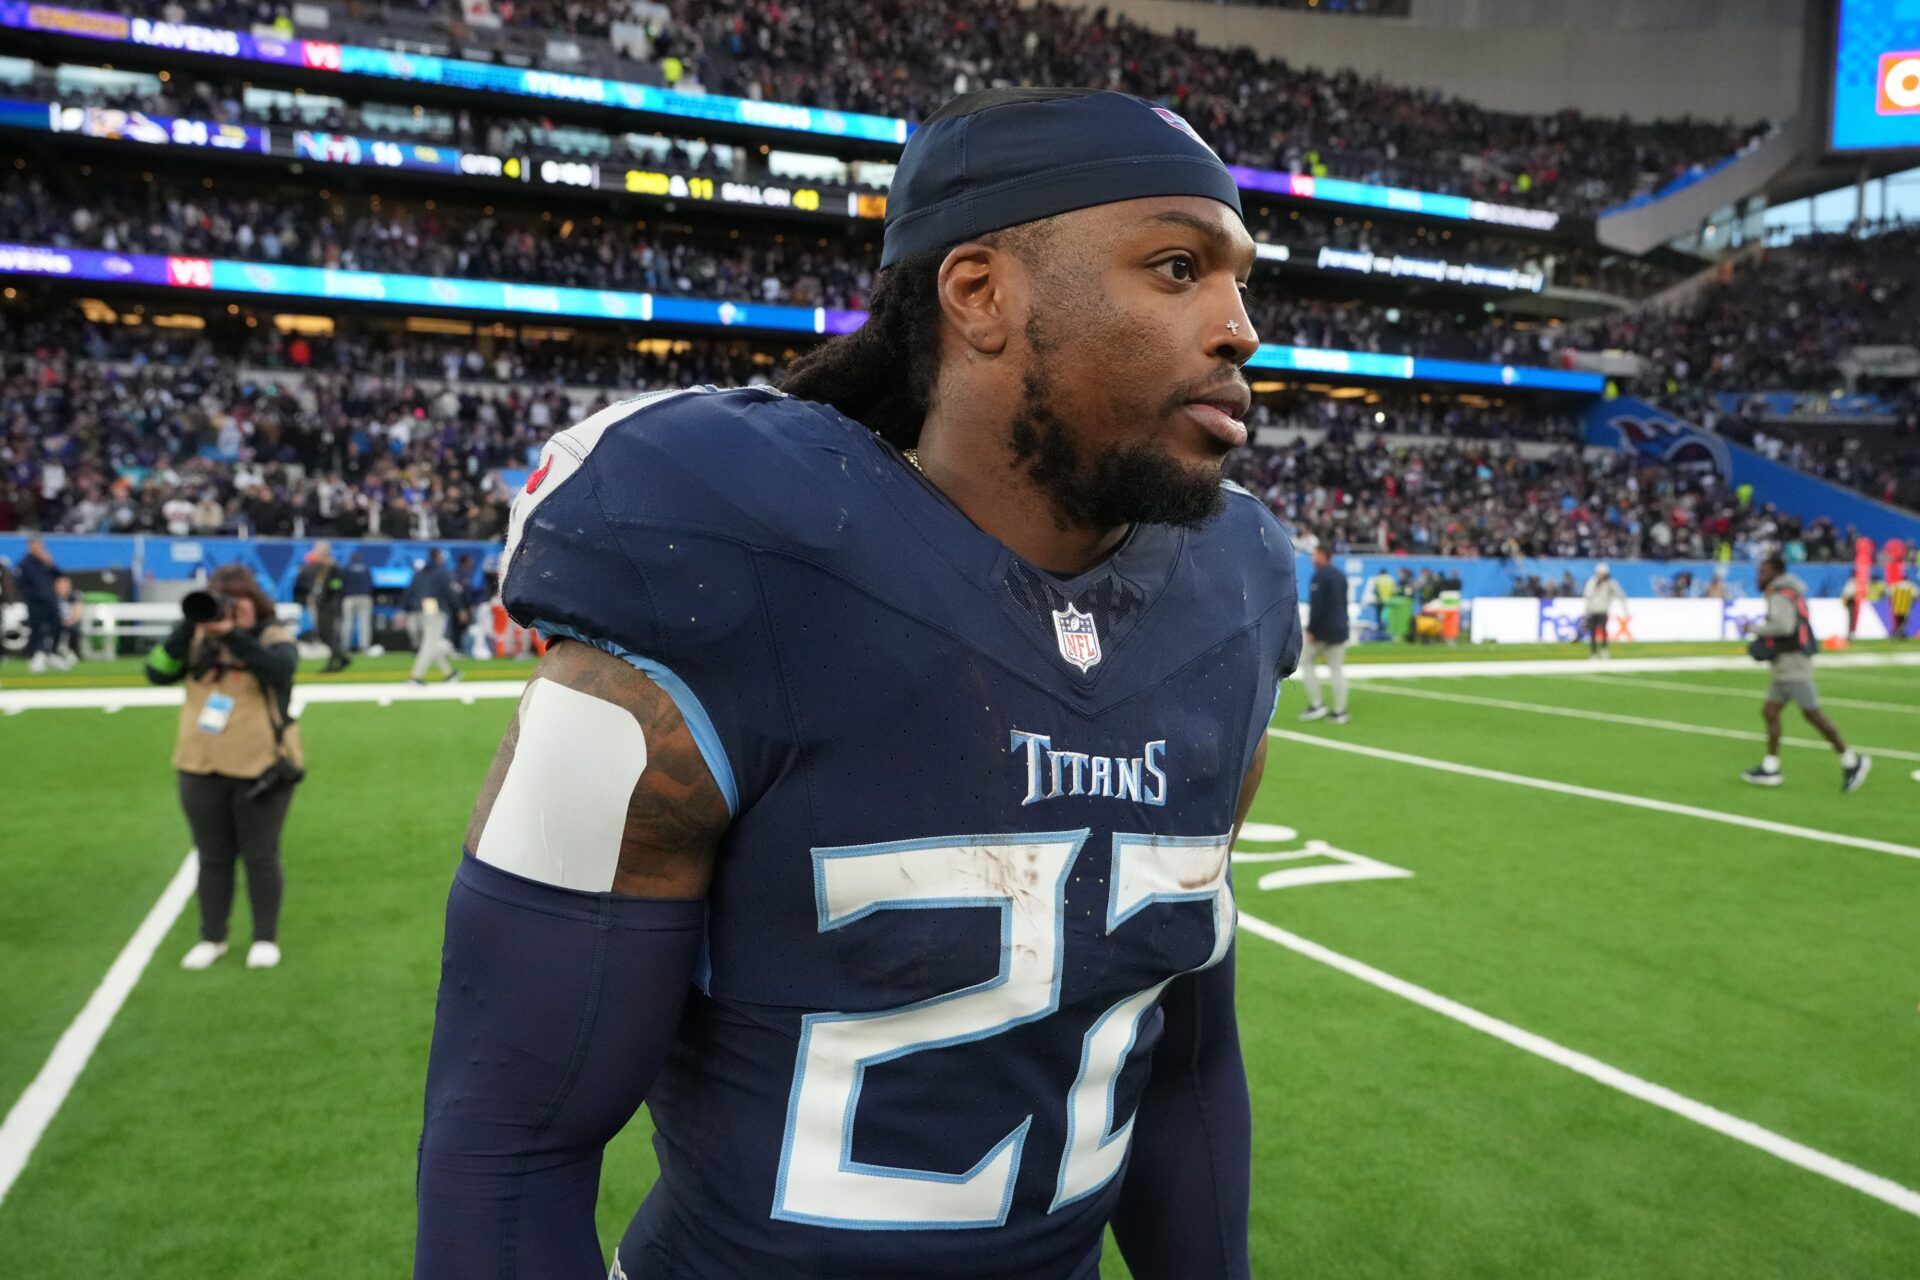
xmin=416 ymin=88 xmax=1300 ymax=1279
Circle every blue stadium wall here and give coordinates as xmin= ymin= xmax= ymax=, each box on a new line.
xmin=0 ymin=533 xmax=1869 ymax=604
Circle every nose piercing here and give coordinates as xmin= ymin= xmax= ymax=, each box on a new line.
xmin=1226 ymin=320 xmax=1240 ymax=335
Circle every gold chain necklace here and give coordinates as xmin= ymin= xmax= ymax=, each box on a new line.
xmin=901 ymin=447 xmax=924 ymax=473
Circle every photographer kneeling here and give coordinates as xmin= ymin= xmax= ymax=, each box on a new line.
xmin=145 ymin=565 xmax=304 ymax=971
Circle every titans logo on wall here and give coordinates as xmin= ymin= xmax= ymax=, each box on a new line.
xmin=1052 ymin=603 xmax=1102 ymax=673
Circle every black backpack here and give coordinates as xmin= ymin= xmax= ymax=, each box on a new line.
xmin=1748 ymin=584 xmax=1818 ymax=661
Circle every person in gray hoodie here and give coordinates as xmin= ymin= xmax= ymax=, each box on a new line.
xmin=1742 ymin=555 xmax=1870 ymax=791
xmin=1581 ymin=563 xmax=1626 ymax=659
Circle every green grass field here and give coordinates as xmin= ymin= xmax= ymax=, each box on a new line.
xmin=5 ymin=638 xmax=1888 ymax=690
xmin=2 ymin=649 xmax=1917 ymax=1277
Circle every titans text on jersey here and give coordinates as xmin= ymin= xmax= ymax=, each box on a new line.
xmin=495 ymin=385 xmax=1300 ymax=1279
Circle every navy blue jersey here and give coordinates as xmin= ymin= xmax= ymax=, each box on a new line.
xmin=501 ymin=387 xmax=1300 ymax=1279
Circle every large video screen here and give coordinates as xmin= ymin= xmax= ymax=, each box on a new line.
xmin=1829 ymin=0 xmax=1920 ymax=152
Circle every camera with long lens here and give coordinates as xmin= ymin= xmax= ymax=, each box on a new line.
xmin=182 ymin=589 xmax=234 ymax=625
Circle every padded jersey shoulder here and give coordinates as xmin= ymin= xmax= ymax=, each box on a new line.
xmin=498 ymin=386 xmax=839 ymax=816
xmin=1200 ymin=478 xmax=1301 ymax=615
xmin=508 ymin=385 xmax=888 ymax=569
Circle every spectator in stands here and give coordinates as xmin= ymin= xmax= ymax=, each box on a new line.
xmin=145 ymin=563 xmax=304 ymax=972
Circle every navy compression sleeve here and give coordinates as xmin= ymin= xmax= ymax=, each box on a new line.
xmin=415 ymin=854 xmax=704 ymax=1280
xmin=1111 ymin=947 xmax=1253 ymax=1280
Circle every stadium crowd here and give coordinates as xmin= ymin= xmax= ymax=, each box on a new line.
xmin=1745 ymin=425 xmax=1920 ymax=515
xmin=0 ymin=324 xmax=781 ymax=538
xmin=660 ymin=0 xmax=1764 ymax=213
xmin=23 ymin=67 xmax=1670 ymax=298
xmin=1571 ymin=227 xmax=1920 ymax=393
xmin=1229 ymin=428 xmax=1853 ymax=561
xmin=1 ymin=307 xmax=1857 ymax=562
xmin=115 ymin=0 xmax=1762 ymax=213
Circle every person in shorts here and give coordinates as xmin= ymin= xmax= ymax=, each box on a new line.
xmin=1742 ymin=555 xmax=1869 ymax=792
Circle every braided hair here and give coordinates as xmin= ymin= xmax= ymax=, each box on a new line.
xmin=777 ymin=247 xmax=944 ymax=451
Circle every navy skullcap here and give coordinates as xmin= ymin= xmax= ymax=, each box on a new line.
xmin=880 ymin=89 xmax=1244 ymax=268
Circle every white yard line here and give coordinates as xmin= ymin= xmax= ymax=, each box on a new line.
xmin=1359 ymin=682 xmax=1920 ymax=764
xmin=0 ymin=851 xmax=198 ymax=1207
xmin=1235 ymin=910 xmax=1920 ymax=1221
xmin=1265 ymin=729 xmax=1920 ymax=862
xmin=1573 ymin=673 xmax=1920 ymax=715
xmin=1814 ymin=668 xmax=1920 ymax=692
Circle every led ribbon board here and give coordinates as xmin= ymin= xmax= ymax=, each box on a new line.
xmin=0 ymin=242 xmax=1604 ymax=391
xmin=46 ymin=100 xmax=269 ymax=151
xmin=1250 ymin=344 xmax=1601 ymax=392
xmin=1228 ymin=167 xmax=1561 ymax=232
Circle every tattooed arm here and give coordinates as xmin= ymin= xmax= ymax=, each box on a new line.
xmin=416 ymin=638 xmax=730 ymax=1280
xmin=462 ymin=637 xmax=730 ymax=897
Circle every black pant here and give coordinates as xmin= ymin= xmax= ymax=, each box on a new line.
xmin=178 ymin=771 xmax=295 ymax=944
xmin=25 ymin=601 xmax=59 ymax=656
xmin=1588 ymin=612 xmax=1609 ymax=652
xmin=316 ymin=603 xmax=346 ymax=666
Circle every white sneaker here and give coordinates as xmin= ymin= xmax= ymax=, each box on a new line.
xmin=28 ymin=652 xmax=47 ymax=674
xmin=1298 ymin=704 xmax=1329 ymax=722
xmin=53 ymin=651 xmax=76 ymax=670
xmin=246 ymin=941 xmax=282 ymax=970
xmin=180 ymin=941 xmax=229 ymax=970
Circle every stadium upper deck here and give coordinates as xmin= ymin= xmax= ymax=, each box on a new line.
xmin=7 ymin=0 xmax=1765 ymax=220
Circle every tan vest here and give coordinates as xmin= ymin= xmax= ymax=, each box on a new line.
xmin=172 ymin=623 xmax=305 ymax=778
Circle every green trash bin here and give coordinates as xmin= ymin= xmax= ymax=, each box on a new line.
xmin=1380 ymin=596 xmax=1414 ymax=642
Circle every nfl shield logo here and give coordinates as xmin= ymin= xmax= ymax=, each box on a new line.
xmin=1052 ymin=603 xmax=1102 ymax=673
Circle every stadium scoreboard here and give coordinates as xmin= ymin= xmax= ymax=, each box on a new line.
xmin=1827 ymin=0 xmax=1920 ymax=154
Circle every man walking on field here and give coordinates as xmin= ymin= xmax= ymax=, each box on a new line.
xmin=1741 ymin=555 xmax=1870 ymax=792
xmin=1298 ymin=545 xmax=1350 ymax=724
xmin=1581 ymin=563 xmax=1625 ymax=659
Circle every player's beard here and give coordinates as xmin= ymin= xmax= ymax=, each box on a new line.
xmin=1006 ymin=338 xmax=1227 ymax=533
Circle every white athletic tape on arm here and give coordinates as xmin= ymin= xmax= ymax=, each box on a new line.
xmin=475 ymin=677 xmax=648 ymax=893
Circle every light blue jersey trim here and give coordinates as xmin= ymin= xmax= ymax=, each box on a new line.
xmin=531 ymin=619 xmax=741 ymax=817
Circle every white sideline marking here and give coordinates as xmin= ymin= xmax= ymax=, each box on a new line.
xmin=1577 ymin=673 xmax=1920 ymax=716
xmin=0 ymin=680 xmax=526 ymax=714
xmin=1234 ymin=911 xmax=1920 ymax=1220
xmin=0 ymin=851 xmax=198 ymax=1207
xmin=5 ymin=654 xmax=1920 ymax=715
xmin=1363 ymin=682 xmax=1920 ymax=764
xmin=1266 ymin=730 xmax=1920 ymax=862
xmin=1293 ymin=652 xmax=1920 ymax=683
